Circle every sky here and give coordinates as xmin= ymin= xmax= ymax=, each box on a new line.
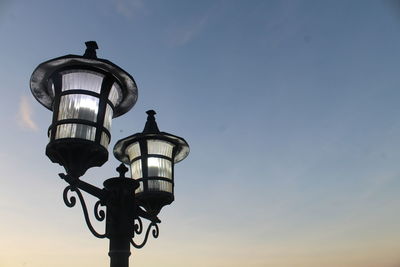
xmin=1 ymin=0 xmax=400 ymax=266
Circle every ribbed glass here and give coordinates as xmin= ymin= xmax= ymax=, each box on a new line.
xmin=135 ymin=181 xmax=144 ymax=194
xmin=147 ymin=157 xmax=172 ymax=178
xmin=103 ymin=104 xmax=113 ymax=131
xmin=100 ymin=132 xmax=109 ymax=148
xmin=147 ymin=180 xmax=173 ymax=193
xmin=47 ymin=80 xmax=56 ymax=99
xmin=108 ymin=82 xmax=122 ymax=107
xmin=130 ymin=159 xmax=142 ymax=179
xmin=61 ymin=70 xmax=104 ymax=93
xmin=55 ymin=123 xmax=96 ymax=141
xmin=126 ymin=142 xmax=141 ymax=161
xmin=58 ymin=94 xmax=99 ymax=122
xmin=147 ymin=140 xmax=174 ymax=158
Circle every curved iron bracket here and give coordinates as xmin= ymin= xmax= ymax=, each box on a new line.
xmin=134 ymin=216 xmax=144 ymax=235
xmin=131 ymin=217 xmax=159 ymax=249
xmin=94 ymin=200 xmax=106 ymax=221
xmin=63 ymin=185 xmax=106 ymax=239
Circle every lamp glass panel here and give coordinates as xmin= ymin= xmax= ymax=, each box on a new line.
xmin=103 ymin=104 xmax=113 ymax=131
xmin=100 ymin=132 xmax=109 ymax=148
xmin=135 ymin=181 xmax=144 ymax=194
xmin=58 ymin=94 xmax=99 ymax=122
xmin=126 ymin=142 xmax=141 ymax=161
xmin=55 ymin=123 xmax=96 ymax=141
xmin=47 ymin=80 xmax=56 ymax=99
xmin=108 ymin=82 xmax=122 ymax=107
xmin=147 ymin=180 xmax=173 ymax=193
xmin=147 ymin=157 xmax=172 ymax=178
xmin=147 ymin=140 xmax=174 ymax=158
xmin=61 ymin=70 xmax=104 ymax=93
xmin=130 ymin=159 xmax=142 ymax=179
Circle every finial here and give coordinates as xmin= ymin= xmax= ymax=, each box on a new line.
xmin=116 ymin=163 xmax=129 ymax=178
xmin=146 ymin=110 xmax=156 ymax=116
xmin=143 ymin=110 xmax=160 ymax=133
xmin=83 ymin=41 xmax=98 ymax=59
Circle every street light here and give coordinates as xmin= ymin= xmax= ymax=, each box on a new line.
xmin=30 ymin=41 xmax=138 ymax=177
xmin=114 ymin=109 xmax=189 ymax=216
xmin=30 ymin=41 xmax=189 ymax=267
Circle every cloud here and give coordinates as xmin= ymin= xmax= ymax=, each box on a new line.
xmin=167 ymin=13 xmax=210 ymax=47
xmin=113 ymin=0 xmax=144 ymax=19
xmin=17 ymin=95 xmax=38 ymax=131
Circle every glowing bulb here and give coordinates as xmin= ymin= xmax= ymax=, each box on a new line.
xmin=78 ymin=95 xmax=98 ymax=112
xmin=147 ymin=157 xmax=172 ymax=178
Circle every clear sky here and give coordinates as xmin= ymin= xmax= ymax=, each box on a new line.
xmin=1 ymin=0 xmax=400 ymax=266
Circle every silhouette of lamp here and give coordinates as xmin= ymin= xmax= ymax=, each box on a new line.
xmin=30 ymin=41 xmax=138 ymax=177
xmin=29 ymin=42 xmax=189 ymax=267
xmin=114 ymin=110 xmax=189 ymax=215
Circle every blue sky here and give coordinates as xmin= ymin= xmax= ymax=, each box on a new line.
xmin=1 ymin=0 xmax=400 ymax=266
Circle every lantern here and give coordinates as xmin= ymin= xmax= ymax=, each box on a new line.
xmin=114 ymin=110 xmax=189 ymax=215
xmin=30 ymin=41 xmax=137 ymax=177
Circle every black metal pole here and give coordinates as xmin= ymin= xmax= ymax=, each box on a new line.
xmin=104 ymin=177 xmax=138 ymax=267
xmin=108 ymin=237 xmax=131 ymax=267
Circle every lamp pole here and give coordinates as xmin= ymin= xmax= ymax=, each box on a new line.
xmin=30 ymin=42 xmax=189 ymax=267
xmin=104 ymin=166 xmax=136 ymax=267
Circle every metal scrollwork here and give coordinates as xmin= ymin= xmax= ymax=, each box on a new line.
xmin=63 ymin=185 xmax=76 ymax=207
xmin=131 ymin=221 xmax=159 ymax=249
xmin=94 ymin=200 xmax=106 ymax=222
xmin=62 ymin=185 xmax=106 ymax=239
xmin=134 ymin=217 xmax=143 ymax=234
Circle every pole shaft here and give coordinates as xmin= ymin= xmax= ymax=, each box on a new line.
xmin=104 ymin=178 xmax=137 ymax=267
xmin=109 ymin=237 xmax=131 ymax=267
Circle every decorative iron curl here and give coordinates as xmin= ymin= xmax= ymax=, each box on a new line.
xmin=131 ymin=222 xmax=159 ymax=249
xmin=134 ymin=217 xmax=143 ymax=234
xmin=63 ymin=185 xmax=76 ymax=207
xmin=62 ymin=185 xmax=106 ymax=239
xmin=94 ymin=200 xmax=106 ymax=221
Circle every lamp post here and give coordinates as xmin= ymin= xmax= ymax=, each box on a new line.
xmin=30 ymin=41 xmax=189 ymax=267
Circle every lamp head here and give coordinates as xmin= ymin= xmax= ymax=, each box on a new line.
xmin=30 ymin=42 xmax=138 ymax=177
xmin=114 ymin=110 xmax=189 ymax=215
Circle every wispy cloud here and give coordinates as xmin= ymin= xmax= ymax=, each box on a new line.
xmin=167 ymin=13 xmax=210 ymax=47
xmin=17 ymin=95 xmax=38 ymax=132
xmin=113 ymin=0 xmax=144 ymax=19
